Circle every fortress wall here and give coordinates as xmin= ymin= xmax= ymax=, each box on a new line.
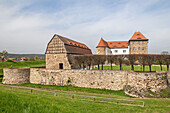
xmin=3 ymin=67 xmax=168 ymax=97
xmin=3 ymin=68 xmax=30 ymax=84
xmin=30 ymin=68 xmax=168 ymax=92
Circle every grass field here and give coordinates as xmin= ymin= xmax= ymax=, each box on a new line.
xmin=0 ymin=85 xmax=170 ymax=113
xmin=0 ymin=60 xmax=45 ymax=75
xmin=93 ymin=65 xmax=168 ymax=72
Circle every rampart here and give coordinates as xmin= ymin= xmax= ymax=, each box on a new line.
xmin=2 ymin=68 xmax=168 ymax=97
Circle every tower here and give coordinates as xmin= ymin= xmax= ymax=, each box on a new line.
xmin=96 ymin=38 xmax=109 ymax=55
xmin=129 ymin=32 xmax=149 ymax=54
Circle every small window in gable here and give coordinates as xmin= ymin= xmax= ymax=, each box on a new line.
xmin=137 ymin=37 xmax=141 ymax=39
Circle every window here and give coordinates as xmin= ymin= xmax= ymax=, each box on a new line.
xmin=54 ymin=55 xmax=56 ymax=59
xmin=133 ymin=47 xmax=135 ymax=50
xmin=142 ymin=41 xmax=144 ymax=44
xmin=54 ymin=48 xmax=56 ymax=51
xmin=133 ymin=41 xmax=135 ymax=44
xmin=138 ymin=41 xmax=140 ymax=44
xmin=54 ymin=39 xmax=57 ymax=42
xmin=138 ymin=47 xmax=141 ymax=50
xmin=142 ymin=47 xmax=145 ymax=50
xmin=59 ymin=63 xmax=63 ymax=69
xmin=115 ymin=50 xmax=118 ymax=53
xmin=123 ymin=50 xmax=126 ymax=53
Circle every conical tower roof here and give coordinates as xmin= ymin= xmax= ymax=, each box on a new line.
xmin=96 ymin=38 xmax=109 ymax=48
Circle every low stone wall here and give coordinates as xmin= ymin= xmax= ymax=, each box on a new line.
xmin=30 ymin=68 xmax=168 ymax=93
xmin=3 ymin=67 xmax=168 ymax=97
xmin=3 ymin=68 xmax=30 ymax=84
xmin=30 ymin=68 xmax=127 ymax=90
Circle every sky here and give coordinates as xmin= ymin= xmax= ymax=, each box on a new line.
xmin=0 ymin=0 xmax=170 ymax=54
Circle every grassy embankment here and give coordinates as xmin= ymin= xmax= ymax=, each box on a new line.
xmin=93 ymin=65 xmax=168 ymax=72
xmin=0 ymin=85 xmax=170 ymax=113
xmin=0 ymin=60 xmax=45 ymax=82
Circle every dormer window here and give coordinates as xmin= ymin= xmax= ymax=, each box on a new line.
xmin=137 ymin=37 xmax=141 ymax=39
xmin=70 ymin=42 xmax=73 ymax=45
xmin=137 ymin=34 xmax=140 ymax=36
xmin=74 ymin=44 xmax=77 ymax=46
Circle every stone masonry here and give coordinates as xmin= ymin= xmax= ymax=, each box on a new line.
xmin=3 ymin=68 xmax=168 ymax=97
xmin=3 ymin=68 xmax=30 ymax=84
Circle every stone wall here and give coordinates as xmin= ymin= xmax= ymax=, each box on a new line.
xmin=129 ymin=41 xmax=148 ymax=54
xmin=46 ymin=54 xmax=71 ymax=70
xmin=96 ymin=47 xmax=106 ymax=55
xmin=3 ymin=68 xmax=30 ymax=84
xmin=3 ymin=68 xmax=168 ymax=97
xmin=30 ymin=68 xmax=168 ymax=92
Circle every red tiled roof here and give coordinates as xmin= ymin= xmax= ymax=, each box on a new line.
xmin=129 ymin=32 xmax=148 ymax=41
xmin=57 ymin=35 xmax=90 ymax=49
xmin=56 ymin=34 xmax=92 ymax=55
xmin=96 ymin=38 xmax=109 ymax=48
xmin=107 ymin=41 xmax=128 ymax=48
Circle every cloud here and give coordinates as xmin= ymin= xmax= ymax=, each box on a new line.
xmin=0 ymin=0 xmax=170 ymax=54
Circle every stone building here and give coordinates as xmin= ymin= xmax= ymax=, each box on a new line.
xmin=46 ymin=34 xmax=92 ymax=69
xmin=96 ymin=32 xmax=149 ymax=55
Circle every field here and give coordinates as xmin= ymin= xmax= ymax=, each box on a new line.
xmin=0 ymin=60 xmax=45 ymax=75
xmin=0 ymin=84 xmax=170 ymax=113
xmin=93 ymin=65 xmax=168 ymax=72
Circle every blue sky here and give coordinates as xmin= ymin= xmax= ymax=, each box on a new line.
xmin=0 ymin=0 xmax=170 ymax=54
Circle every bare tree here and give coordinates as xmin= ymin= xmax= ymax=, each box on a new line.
xmin=145 ymin=55 xmax=155 ymax=72
xmin=107 ymin=55 xmax=116 ymax=70
xmin=128 ymin=54 xmax=137 ymax=71
xmin=138 ymin=54 xmax=147 ymax=72
xmin=163 ymin=55 xmax=170 ymax=71
xmin=116 ymin=55 xmax=125 ymax=70
xmin=155 ymin=55 xmax=164 ymax=71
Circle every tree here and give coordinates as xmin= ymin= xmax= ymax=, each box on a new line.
xmin=0 ymin=50 xmax=8 ymax=62
xmin=163 ymin=55 xmax=170 ymax=71
xmin=155 ymin=55 xmax=164 ymax=71
xmin=138 ymin=54 xmax=147 ymax=72
xmin=107 ymin=55 xmax=116 ymax=70
xmin=145 ymin=55 xmax=155 ymax=72
xmin=34 ymin=56 xmax=39 ymax=61
xmin=116 ymin=55 xmax=125 ymax=70
xmin=128 ymin=54 xmax=137 ymax=71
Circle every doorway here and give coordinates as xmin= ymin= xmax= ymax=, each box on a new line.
xmin=59 ymin=63 xmax=63 ymax=69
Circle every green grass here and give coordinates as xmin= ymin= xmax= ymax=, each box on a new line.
xmin=93 ymin=65 xmax=168 ymax=72
xmin=14 ymin=83 xmax=127 ymax=97
xmin=0 ymin=85 xmax=170 ymax=113
xmin=0 ymin=60 xmax=45 ymax=75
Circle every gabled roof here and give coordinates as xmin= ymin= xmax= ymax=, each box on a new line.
xmin=96 ymin=38 xmax=109 ymax=48
xmin=107 ymin=41 xmax=128 ymax=48
xmin=129 ymin=32 xmax=148 ymax=41
xmin=56 ymin=34 xmax=92 ymax=55
xmin=57 ymin=35 xmax=90 ymax=49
